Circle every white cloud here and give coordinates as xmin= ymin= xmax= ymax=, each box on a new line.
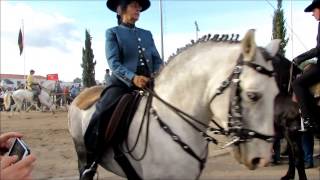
xmin=0 ymin=1 xmax=87 ymax=82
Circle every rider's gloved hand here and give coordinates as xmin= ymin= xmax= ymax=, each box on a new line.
xmin=292 ymin=57 xmax=301 ymax=66
xmin=133 ymin=75 xmax=150 ymax=89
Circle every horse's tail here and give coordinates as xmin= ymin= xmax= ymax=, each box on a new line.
xmin=3 ymin=92 xmax=13 ymax=111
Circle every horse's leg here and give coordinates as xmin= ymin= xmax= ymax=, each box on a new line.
xmin=294 ymin=132 xmax=307 ymax=180
xmin=34 ymin=102 xmax=41 ymax=111
xmin=281 ymin=133 xmax=296 ymax=180
xmin=26 ymin=103 xmax=33 ymax=112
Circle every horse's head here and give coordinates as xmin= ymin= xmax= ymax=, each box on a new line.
xmin=154 ymin=29 xmax=280 ymax=171
xmin=210 ymin=30 xmax=280 ymax=169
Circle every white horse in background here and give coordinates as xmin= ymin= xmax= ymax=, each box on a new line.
xmin=68 ymin=30 xmax=280 ymax=179
xmin=3 ymin=91 xmax=14 ymax=111
xmin=10 ymin=80 xmax=56 ymax=113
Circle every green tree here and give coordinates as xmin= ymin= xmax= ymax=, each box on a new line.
xmin=73 ymin=77 xmax=82 ymax=84
xmin=81 ymin=30 xmax=96 ymax=87
xmin=272 ymin=0 xmax=289 ymax=56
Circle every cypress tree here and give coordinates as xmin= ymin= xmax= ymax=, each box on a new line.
xmin=272 ymin=0 xmax=289 ymax=56
xmin=81 ymin=30 xmax=96 ymax=87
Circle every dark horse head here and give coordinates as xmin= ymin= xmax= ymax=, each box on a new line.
xmin=271 ymin=54 xmax=301 ymax=95
xmin=271 ymin=53 xmax=302 ymax=131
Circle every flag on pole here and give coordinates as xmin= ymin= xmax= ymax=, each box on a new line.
xmin=18 ymin=28 xmax=23 ymax=55
xmin=195 ymin=21 xmax=200 ymax=32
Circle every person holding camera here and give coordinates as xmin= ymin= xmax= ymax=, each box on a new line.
xmin=292 ymin=0 xmax=320 ymax=131
xmin=0 ymin=132 xmax=36 ymax=180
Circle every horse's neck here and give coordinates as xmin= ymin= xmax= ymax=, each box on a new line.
xmin=154 ymin=44 xmax=239 ymax=124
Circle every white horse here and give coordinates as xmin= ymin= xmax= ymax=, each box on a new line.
xmin=68 ymin=30 xmax=280 ymax=179
xmin=10 ymin=80 xmax=56 ymax=113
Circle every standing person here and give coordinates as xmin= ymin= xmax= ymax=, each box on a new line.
xmin=104 ymin=68 xmax=111 ymax=84
xmin=82 ymin=0 xmax=163 ymax=178
xmin=0 ymin=132 xmax=36 ymax=180
xmin=26 ymin=69 xmax=40 ymax=101
xmin=292 ymin=0 xmax=320 ymax=131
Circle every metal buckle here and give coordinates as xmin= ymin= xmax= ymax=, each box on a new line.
xmin=220 ymin=136 xmax=240 ymax=149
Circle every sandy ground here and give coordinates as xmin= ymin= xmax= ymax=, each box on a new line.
xmin=1 ymin=111 xmax=83 ymax=179
xmin=1 ymin=111 xmax=319 ymax=180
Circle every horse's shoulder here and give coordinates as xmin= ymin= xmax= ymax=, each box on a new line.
xmin=73 ymin=85 xmax=104 ymax=110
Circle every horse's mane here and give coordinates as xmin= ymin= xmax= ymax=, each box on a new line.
xmin=166 ymin=33 xmax=240 ymax=63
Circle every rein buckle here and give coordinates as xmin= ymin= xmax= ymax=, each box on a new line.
xmin=220 ymin=136 xmax=240 ymax=149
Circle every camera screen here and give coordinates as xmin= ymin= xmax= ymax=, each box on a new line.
xmin=9 ymin=140 xmax=26 ymax=161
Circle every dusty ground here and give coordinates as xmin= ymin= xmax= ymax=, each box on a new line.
xmin=1 ymin=111 xmax=83 ymax=179
xmin=1 ymin=111 xmax=319 ymax=180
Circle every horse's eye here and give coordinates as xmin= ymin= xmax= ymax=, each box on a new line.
xmin=246 ymin=92 xmax=262 ymax=102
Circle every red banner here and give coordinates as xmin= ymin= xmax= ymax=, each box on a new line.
xmin=47 ymin=74 xmax=59 ymax=81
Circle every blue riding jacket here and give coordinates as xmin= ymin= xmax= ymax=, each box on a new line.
xmin=105 ymin=24 xmax=163 ymax=87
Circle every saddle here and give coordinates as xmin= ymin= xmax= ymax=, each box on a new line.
xmin=80 ymin=88 xmax=143 ymax=180
xmin=80 ymin=86 xmax=142 ymax=148
xmin=104 ymin=91 xmax=142 ymax=144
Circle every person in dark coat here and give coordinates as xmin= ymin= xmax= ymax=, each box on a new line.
xmin=292 ymin=0 xmax=320 ymax=131
xmin=82 ymin=0 xmax=163 ymax=178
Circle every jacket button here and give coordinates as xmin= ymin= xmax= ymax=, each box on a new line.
xmin=146 ymin=59 xmax=150 ymax=62
xmin=138 ymin=38 xmax=141 ymax=41
xmin=142 ymin=48 xmax=146 ymax=51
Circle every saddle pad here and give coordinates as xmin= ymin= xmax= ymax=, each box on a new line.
xmin=73 ymin=86 xmax=104 ymax=110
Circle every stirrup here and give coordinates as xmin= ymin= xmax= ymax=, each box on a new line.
xmin=81 ymin=161 xmax=97 ymax=179
xmin=299 ymin=117 xmax=307 ymax=132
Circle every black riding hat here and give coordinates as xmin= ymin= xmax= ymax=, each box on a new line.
xmin=106 ymin=0 xmax=150 ymax=12
xmin=305 ymin=0 xmax=320 ymax=12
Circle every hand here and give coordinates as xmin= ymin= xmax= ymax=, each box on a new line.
xmin=133 ymin=76 xmax=150 ymax=88
xmin=0 ymin=154 xmax=36 ymax=180
xmin=292 ymin=58 xmax=300 ymax=66
xmin=0 ymin=132 xmax=23 ymax=151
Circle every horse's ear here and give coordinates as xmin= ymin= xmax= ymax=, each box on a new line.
xmin=241 ymin=29 xmax=256 ymax=62
xmin=265 ymin=39 xmax=281 ymax=57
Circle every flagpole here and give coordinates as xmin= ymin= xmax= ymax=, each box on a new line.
xmin=195 ymin=21 xmax=199 ymax=40
xmin=22 ymin=19 xmax=26 ymax=81
xmin=159 ymin=0 xmax=164 ymax=60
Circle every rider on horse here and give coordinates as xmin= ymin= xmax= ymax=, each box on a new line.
xmin=81 ymin=0 xmax=163 ymax=178
xmin=292 ymin=0 xmax=320 ymax=131
xmin=26 ymin=69 xmax=40 ymax=101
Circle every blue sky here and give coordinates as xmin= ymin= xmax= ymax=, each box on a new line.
xmin=0 ymin=0 xmax=315 ymax=82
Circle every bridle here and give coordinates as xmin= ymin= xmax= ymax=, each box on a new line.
xmin=122 ymin=50 xmax=276 ymax=173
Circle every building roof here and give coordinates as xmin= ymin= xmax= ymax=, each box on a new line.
xmin=0 ymin=74 xmax=46 ymax=80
